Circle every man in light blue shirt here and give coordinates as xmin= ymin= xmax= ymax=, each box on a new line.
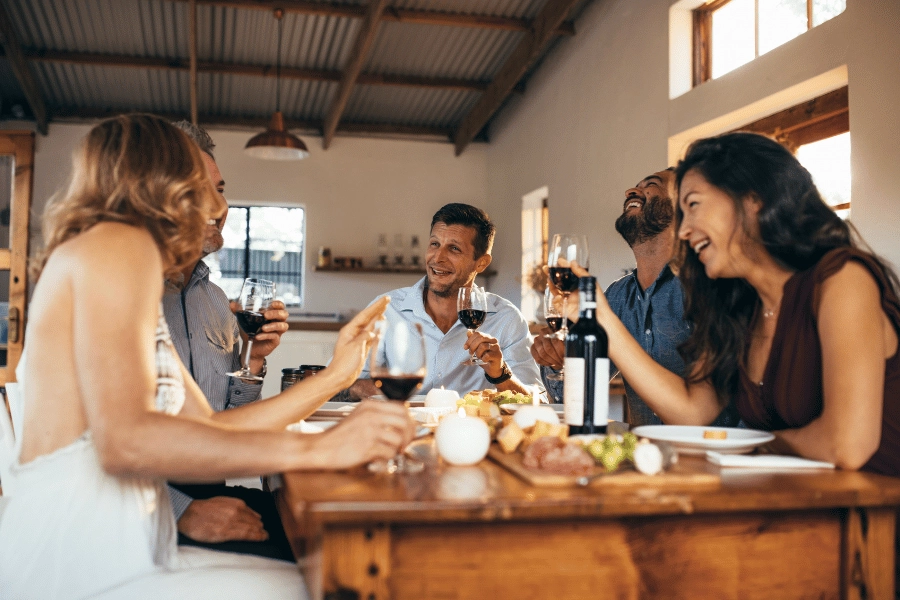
xmin=345 ymin=203 xmax=541 ymax=398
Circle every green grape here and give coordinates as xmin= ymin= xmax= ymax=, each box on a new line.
xmin=600 ymin=443 xmax=625 ymax=471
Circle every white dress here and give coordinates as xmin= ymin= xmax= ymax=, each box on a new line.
xmin=0 ymin=312 xmax=307 ymax=599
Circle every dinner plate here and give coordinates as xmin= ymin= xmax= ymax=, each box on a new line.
xmin=631 ymin=425 xmax=774 ymax=456
xmin=312 ymin=402 xmax=357 ymax=419
xmin=500 ymin=403 xmax=564 ymax=416
xmin=408 ymin=406 xmax=455 ymax=425
xmin=286 ymin=420 xmax=338 ymax=433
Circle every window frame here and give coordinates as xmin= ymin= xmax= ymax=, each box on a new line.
xmin=732 ymin=86 xmax=850 ymax=211
xmin=206 ymin=202 xmax=307 ymax=308
xmin=693 ymin=0 xmax=821 ymax=86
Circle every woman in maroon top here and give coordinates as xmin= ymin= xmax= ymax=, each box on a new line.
xmin=580 ymin=132 xmax=900 ymax=475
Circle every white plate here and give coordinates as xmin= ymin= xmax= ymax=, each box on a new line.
xmin=631 ymin=425 xmax=774 ymax=456
xmin=408 ymin=406 xmax=456 ymax=425
xmin=286 ymin=420 xmax=338 ymax=433
xmin=500 ymin=403 xmax=564 ymax=415
xmin=312 ymin=402 xmax=357 ymax=418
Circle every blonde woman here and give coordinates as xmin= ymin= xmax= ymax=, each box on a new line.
xmin=0 ymin=114 xmax=414 ymax=599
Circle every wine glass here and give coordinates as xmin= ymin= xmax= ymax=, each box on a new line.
xmin=547 ymin=234 xmax=589 ymax=338
xmin=369 ymin=319 xmax=427 ymax=474
xmin=543 ymin=283 xmax=565 ymax=381
xmin=458 ymin=284 xmax=488 ymax=366
xmin=228 ymin=278 xmax=275 ymax=382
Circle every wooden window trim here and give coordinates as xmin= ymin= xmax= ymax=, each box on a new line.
xmin=733 ymin=86 xmax=848 ymax=152
xmin=693 ymin=0 xmax=822 ymax=87
xmin=732 ymin=87 xmax=850 ymax=212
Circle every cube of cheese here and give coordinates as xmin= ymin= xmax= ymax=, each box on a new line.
xmin=497 ymin=421 xmax=525 ymax=453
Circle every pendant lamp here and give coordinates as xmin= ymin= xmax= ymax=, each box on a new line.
xmin=245 ymin=9 xmax=309 ymax=160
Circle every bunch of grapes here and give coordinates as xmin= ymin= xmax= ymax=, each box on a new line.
xmin=584 ymin=432 xmax=639 ymax=472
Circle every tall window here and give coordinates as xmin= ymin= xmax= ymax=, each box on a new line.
xmin=521 ymin=187 xmax=549 ymax=322
xmin=735 ymin=86 xmax=850 ymax=218
xmin=204 ymin=206 xmax=306 ymax=307
xmin=693 ymin=0 xmax=846 ymax=84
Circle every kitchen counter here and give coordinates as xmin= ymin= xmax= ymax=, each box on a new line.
xmin=287 ymin=320 xmax=345 ymax=332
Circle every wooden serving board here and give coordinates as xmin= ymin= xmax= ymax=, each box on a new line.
xmin=487 ymin=445 xmax=720 ymax=489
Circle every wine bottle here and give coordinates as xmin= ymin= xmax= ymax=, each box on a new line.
xmin=563 ymin=276 xmax=610 ymax=435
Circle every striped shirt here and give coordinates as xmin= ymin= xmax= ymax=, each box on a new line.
xmin=162 ymin=261 xmax=265 ymax=519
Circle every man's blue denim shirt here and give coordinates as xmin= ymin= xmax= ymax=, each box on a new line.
xmin=543 ymin=265 xmax=739 ymax=427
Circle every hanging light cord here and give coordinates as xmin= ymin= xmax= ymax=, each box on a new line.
xmin=275 ymin=8 xmax=283 ymax=113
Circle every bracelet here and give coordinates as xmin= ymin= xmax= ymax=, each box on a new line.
xmin=484 ymin=362 xmax=512 ymax=384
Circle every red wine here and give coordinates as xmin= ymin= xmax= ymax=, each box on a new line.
xmin=563 ymin=276 xmax=609 ymax=435
xmin=373 ymin=375 xmax=424 ymax=400
xmin=235 ymin=310 xmax=267 ymax=337
xmin=549 ymin=267 xmax=579 ymax=294
xmin=458 ymin=309 xmax=486 ymax=330
xmin=545 ymin=316 xmax=563 ymax=332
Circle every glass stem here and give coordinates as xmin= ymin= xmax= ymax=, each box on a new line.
xmin=244 ymin=337 xmax=255 ymax=372
xmin=561 ymin=295 xmax=569 ymax=334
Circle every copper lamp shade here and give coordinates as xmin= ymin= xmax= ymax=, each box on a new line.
xmin=244 ymin=111 xmax=309 ymax=161
xmin=244 ymin=9 xmax=308 ymax=161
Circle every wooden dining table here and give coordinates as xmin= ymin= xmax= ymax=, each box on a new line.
xmin=278 ymin=438 xmax=900 ymax=600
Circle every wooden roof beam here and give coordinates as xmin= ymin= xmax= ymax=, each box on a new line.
xmin=50 ymin=106 xmax=455 ymax=140
xmin=321 ymin=0 xmax=388 ymax=149
xmin=172 ymin=1 xmax=575 ymax=35
xmin=0 ymin=2 xmax=48 ymax=134
xmin=452 ymin=0 xmax=580 ymax=156
xmin=10 ymin=48 xmax=489 ymax=93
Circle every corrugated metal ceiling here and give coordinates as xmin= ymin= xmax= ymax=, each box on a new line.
xmin=0 ymin=0 xmax=593 ymax=147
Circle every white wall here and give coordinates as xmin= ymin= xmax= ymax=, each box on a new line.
xmin=486 ymin=0 xmax=900 ymax=305
xmin=29 ymin=125 xmax=489 ymax=315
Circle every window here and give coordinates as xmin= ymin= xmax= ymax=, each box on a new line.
xmin=204 ymin=205 xmax=306 ymax=307
xmin=734 ymin=86 xmax=850 ymax=217
xmin=693 ymin=0 xmax=846 ymax=85
xmin=521 ymin=187 xmax=549 ymax=322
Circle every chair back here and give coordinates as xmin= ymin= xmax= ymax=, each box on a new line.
xmin=0 ymin=386 xmax=16 ymax=491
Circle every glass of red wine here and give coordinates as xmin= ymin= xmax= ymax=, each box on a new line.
xmin=368 ymin=319 xmax=427 ymax=474
xmin=543 ymin=283 xmax=565 ymax=381
xmin=457 ymin=284 xmax=488 ymax=366
xmin=228 ymin=278 xmax=274 ymax=382
xmin=547 ymin=234 xmax=589 ymax=379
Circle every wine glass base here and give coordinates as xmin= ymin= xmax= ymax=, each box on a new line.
xmin=460 ymin=357 xmax=488 ymax=366
xmin=227 ymin=370 xmax=263 ymax=383
xmin=368 ymin=455 xmax=424 ymax=474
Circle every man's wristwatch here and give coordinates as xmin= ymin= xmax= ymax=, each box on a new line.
xmin=484 ymin=362 xmax=512 ymax=385
xmin=253 ymin=358 xmax=267 ymax=381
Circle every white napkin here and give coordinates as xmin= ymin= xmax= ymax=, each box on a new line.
xmin=706 ymin=451 xmax=834 ymax=469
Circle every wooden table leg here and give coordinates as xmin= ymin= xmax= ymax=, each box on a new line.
xmin=322 ymin=525 xmax=392 ymax=600
xmin=842 ymin=507 xmax=896 ymax=600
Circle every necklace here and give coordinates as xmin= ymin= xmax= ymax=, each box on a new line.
xmin=762 ymin=308 xmax=777 ymax=318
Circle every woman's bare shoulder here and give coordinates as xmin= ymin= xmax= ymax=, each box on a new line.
xmin=44 ymin=223 xmax=165 ymax=302
xmin=53 ymin=222 xmax=162 ymax=270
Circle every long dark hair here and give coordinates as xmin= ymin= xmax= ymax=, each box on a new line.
xmin=674 ymin=132 xmax=896 ymax=402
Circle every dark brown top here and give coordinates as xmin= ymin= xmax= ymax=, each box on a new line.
xmin=736 ymin=247 xmax=900 ymax=476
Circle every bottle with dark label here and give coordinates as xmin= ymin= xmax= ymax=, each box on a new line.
xmin=562 ymin=276 xmax=610 ymax=435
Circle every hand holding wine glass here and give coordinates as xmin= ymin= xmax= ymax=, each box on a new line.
xmin=543 ymin=283 xmax=566 ymax=381
xmin=458 ymin=284 xmax=488 ymax=366
xmin=547 ymin=234 xmax=589 ymax=337
xmin=368 ymin=318 xmax=427 ymax=473
xmin=228 ymin=278 xmax=275 ymax=382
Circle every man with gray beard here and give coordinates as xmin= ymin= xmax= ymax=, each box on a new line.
xmin=163 ymin=121 xmax=293 ymax=561
xmin=532 ymin=168 xmax=738 ymax=427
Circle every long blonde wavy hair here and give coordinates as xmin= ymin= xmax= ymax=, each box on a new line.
xmin=35 ymin=114 xmax=223 ymax=281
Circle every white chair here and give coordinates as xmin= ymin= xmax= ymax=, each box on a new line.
xmin=4 ymin=383 xmax=22 ymax=457
xmin=0 ymin=385 xmax=17 ymax=492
